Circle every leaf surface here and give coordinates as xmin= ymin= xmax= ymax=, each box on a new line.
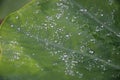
xmin=0 ymin=0 xmax=31 ymax=19
xmin=0 ymin=0 xmax=120 ymax=80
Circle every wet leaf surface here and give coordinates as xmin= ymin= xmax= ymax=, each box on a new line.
xmin=0 ymin=0 xmax=120 ymax=80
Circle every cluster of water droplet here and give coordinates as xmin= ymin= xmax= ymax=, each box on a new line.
xmin=6 ymin=0 xmax=120 ymax=79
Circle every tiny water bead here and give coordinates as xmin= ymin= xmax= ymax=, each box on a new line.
xmin=101 ymin=25 xmax=104 ymax=28
xmin=62 ymin=54 xmax=68 ymax=61
xmin=36 ymin=1 xmax=40 ymax=5
xmin=100 ymin=14 xmax=104 ymax=16
xmin=17 ymin=27 xmax=21 ymax=31
xmin=65 ymin=16 xmax=69 ymax=20
xmin=95 ymin=26 xmax=101 ymax=32
xmin=80 ymin=9 xmax=87 ymax=12
xmin=117 ymin=33 xmax=120 ymax=37
xmin=35 ymin=10 xmax=39 ymax=14
xmin=13 ymin=54 xmax=20 ymax=60
xmin=9 ymin=41 xmax=18 ymax=45
xmin=56 ymin=2 xmax=63 ymax=6
xmin=78 ymin=32 xmax=81 ymax=35
xmin=53 ymin=62 xmax=58 ymax=66
xmin=108 ymin=0 xmax=114 ymax=5
xmin=16 ymin=16 xmax=19 ymax=19
xmin=56 ymin=13 xmax=62 ymax=19
xmin=10 ymin=24 xmax=14 ymax=27
xmin=1 ymin=0 xmax=119 ymax=79
xmin=116 ymin=53 xmax=119 ymax=55
xmin=32 ymin=53 xmax=35 ymax=56
xmin=89 ymin=50 xmax=94 ymax=54
xmin=107 ymin=59 xmax=111 ymax=63
xmin=65 ymin=34 xmax=69 ymax=38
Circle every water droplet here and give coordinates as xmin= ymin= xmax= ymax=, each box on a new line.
xmin=108 ymin=0 xmax=114 ymax=5
xmin=80 ymin=9 xmax=84 ymax=12
xmin=65 ymin=34 xmax=70 ymax=38
xmin=65 ymin=69 xmax=74 ymax=76
xmin=65 ymin=16 xmax=68 ymax=20
xmin=35 ymin=64 xmax=40 ymax=68
xmin=35 ymin=10 xmax=39 ymax=14
xmin=100 ymin=65 xmax=107 ymax=71
xmin=16 ymin=52 xmax=20 ymax=55
xmin=94 ymin=58 xmax=98 ymax=61
xmin=89 ymin=50 xmax=94 ymax=54
xmin=95 ymin=26 xmax=100 ymax=32
xmin=17 ymin=27 xmax=21 ymax=31
xmin=100 ymin=14 xmax=104 ymax=16
xmin=36 ymin=1 xmax=40 ymax=5
xmin=50 ymin=25 xmax=54 ymax=28
xmin=116 ymin=53 xmax=119 ymax=55
xmin=90 ymin=39 xmax=96 ymax=42
xmin=81 ymin=56 xmax=84 ymax=59
xmin=101 ymin=25 xmax=104 ymax=28
xmin=67 ymin=13 xmax=70 ymax=15
xmin=32 ymin=53 xmax=35 ymax=56
xmin=63 ymin=54 xmax=67 ymax=58
xmin=107 ymin=59 xmax=111 ymax=63
xmin=56 ymin=13 xmax=62 ymax=19
xmin=53 ymin=63 xmax=58 ymax=66
xmin=54 ymin=51 xmax=58 ymax=54
xmin=14 ymin=55 xmax=20 ymax=60
xmin=80 ymin=9 xmax=87 ymax=12
xmin=58 ymin=28 xmax=63 ymax=32
xmin=46 ymin=16 xmax=53 ymax=21
xmin=72 ymin=60 xmax=78 ymax=64
xmin=103 ymin=67 xmax=106 ymax=71
xmin=54 ymin=40 xmax=57 ymax=43
xmin=41 ymin=68 xmax=44 ymax=71
xmin=79 ymin=73 xmax=83 ymax=78
xmin=10 ymin=41 xmax=18 ymax=45
xmin=106 ymin=33 xmax=110 ymax=36
xmin=56 ymin=2 xmax=63 ymax=6
xmin=11 ymin=24 xmax=14 ymax=27
xmin=78 ymin=32 xmax=81 ymax=35
xmin=71 ymin=18 xmax=75 ymax=22
xmin=84 ymin=9 xmax=87 ymax=12
xmin=16 ymin=16 xmax=19 ymax=19
xmin=117 ymin=33 xmax=120 ymax=37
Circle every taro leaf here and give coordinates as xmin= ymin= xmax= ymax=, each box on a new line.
xmin=0 ymin=0 xmax=120 ymax=80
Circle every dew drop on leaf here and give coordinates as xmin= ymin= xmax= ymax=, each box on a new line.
xmin=17 ymin=27 xmax=21 ymax=31
xmin=89 ymin=50 xmax=94 ymax=54
xmin=100 ymin=14 xmax=104 ymax=16
xmin=10 ymin=24 xmax=14 ymax=27
xmin=16 ymin=16 xmax=19 ymax=19
xmin=65 ymin=34 xmax=69 ymax=37
xmin=78 ymin=32 xmax=81 ymax=35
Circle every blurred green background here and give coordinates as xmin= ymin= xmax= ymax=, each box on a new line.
xmin=0 ymin=0 xmax=31 ymax=20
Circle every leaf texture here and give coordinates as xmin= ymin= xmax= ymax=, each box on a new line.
xmin=0 ymin=0 xmax=120 ymax=80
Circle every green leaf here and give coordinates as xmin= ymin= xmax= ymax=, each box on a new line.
xmin=0 ymin=0 xmax=31 ymax=19
xmin=0 ymin=0 xmax=120 ymax=80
